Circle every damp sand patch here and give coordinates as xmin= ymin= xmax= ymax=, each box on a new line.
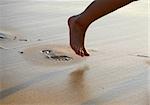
xmin=22 ymin=44 xmax=85 ymax=67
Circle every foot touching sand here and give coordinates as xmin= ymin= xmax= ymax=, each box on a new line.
xmin=68 ymin=16 xmax=89 ymax=57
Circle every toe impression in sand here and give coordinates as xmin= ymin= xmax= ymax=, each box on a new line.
xmin=41 ymin=49 xmax=73 ymax=62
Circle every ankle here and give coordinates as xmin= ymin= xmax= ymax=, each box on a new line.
xmin=69 ymin=15 xmax=88 ymax=31
xmin=74 ymin=19 xmax=87 ymax=31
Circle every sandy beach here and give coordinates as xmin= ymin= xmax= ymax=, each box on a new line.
xmin=0 ymin=0 xmax=149 ymax=105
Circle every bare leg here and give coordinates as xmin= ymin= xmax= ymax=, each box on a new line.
xmin=68 ymin=0 xmax=137 ymax=57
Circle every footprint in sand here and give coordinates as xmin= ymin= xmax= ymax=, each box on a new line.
xmin=23 ymin=44 xmax=84 ymax=67
xmin=41 ymin=49 xmax=73 ymax=62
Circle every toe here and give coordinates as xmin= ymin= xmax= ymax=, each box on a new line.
xmin=79 ymin=49 xmax=84 ymax=57
xmin=75 ymin=48 xmax=84 ymax=57
xmin=83 ymin=48 xmax=90 ymax=56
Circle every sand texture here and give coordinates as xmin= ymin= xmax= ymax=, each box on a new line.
xmin=0 ymin=0 xmax=149 ymax=105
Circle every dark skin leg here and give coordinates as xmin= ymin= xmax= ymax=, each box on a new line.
xmin=68 ymin=0 xmax=137 ymax=57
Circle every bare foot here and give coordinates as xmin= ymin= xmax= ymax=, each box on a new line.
xmin=68 ymin=16 xmax=89 ymax=57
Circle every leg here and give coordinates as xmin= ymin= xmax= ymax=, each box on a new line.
xmin=68 ymin=0 xmax=137 ymax=57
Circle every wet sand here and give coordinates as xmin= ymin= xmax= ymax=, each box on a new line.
xmin=0 ymin=0 xmax=149 ymax=105
xmin=23 ymin=44 xmax=85 ymax=66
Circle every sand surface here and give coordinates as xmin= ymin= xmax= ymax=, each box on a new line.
xmin=0 ymin=0 xmax=149 ymax=105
